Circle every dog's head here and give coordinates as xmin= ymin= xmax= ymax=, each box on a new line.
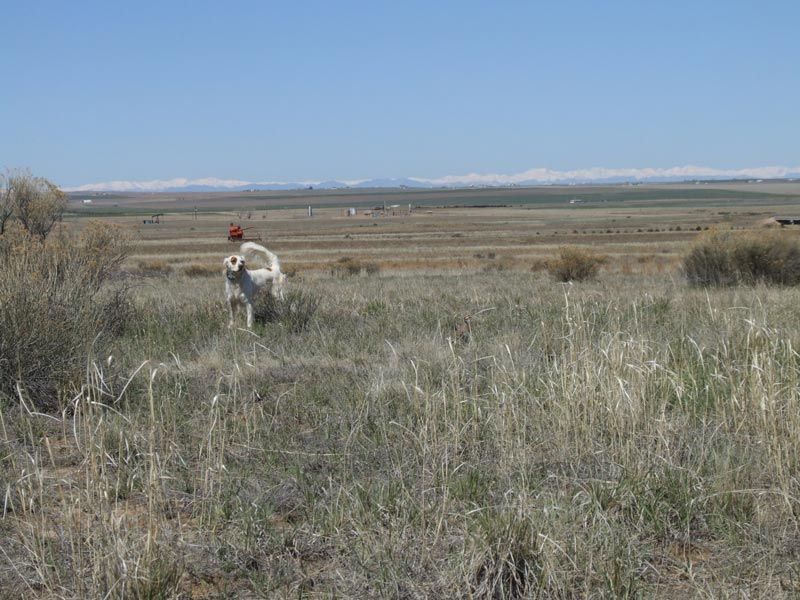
xmin=223 ymin=254 xmax=245 ymax=281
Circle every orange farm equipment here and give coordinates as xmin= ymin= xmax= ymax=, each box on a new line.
xmin=227 ymin=224 xmax=260 ymax=242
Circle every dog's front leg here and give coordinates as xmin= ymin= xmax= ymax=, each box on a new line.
xmin=246 ymin=302 xmax=254 ymax=329
xmin=228 ymin=300 xmax=236 ymax=328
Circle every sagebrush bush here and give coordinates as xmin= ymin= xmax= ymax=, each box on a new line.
xmin=683 ymin=230 xmax=800 ymax=286
xmin=0 ymin=225 xmax=130 ymax=410
xmin=282 ymin=264 xmax=298 ymax=278
xmin=363 ymin=261 xmax=380 ymax=275
xmin=0 ymin=169 xmax=66 ymax=239
xmin=547 ymin=246 xmax=605 ymax=282
xmin=482 ymin=256 xmax=514 ymax=272
xmin=330 ymin=256 xmax=380 ymax=277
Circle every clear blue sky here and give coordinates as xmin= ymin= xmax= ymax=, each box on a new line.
xmin=1 ymin=1 xmax=798 ymax=186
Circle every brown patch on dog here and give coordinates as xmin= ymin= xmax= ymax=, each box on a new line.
xmin=230 ymin=256 xmax=238 ymax=264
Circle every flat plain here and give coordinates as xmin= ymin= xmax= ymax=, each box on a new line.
xmin=4 ymin=181 xmax=800 ymax=597
xmin=69 ymin=180 xmax=800 ymax=276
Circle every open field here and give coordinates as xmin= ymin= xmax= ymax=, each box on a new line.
xmin=66 ymin=181 xmax=800 ymax=277
xmin=3 ymin=185 xmax=800 ymax=596
xmin=68 ymin=181 xmax=800 ymax=214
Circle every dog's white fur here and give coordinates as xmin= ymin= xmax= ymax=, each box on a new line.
xmin=224 ymin=242 xmax=287 ymax=328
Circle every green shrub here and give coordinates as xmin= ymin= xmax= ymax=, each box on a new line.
xmin=682 ymin=230 xmax=800 ymax=286
xmin=0 ymin=227 xmax=130 ymax=410
xmin=547 ymin=246 xmax=605 ymax=282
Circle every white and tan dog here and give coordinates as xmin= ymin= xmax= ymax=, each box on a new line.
xmin=224 ymin=242 xmax=286 ymax=328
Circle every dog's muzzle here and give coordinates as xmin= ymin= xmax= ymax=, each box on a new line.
xmin=226 ymin=269 xmax=237 ymax=281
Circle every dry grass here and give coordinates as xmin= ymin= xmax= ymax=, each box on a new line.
xmin=6 ymin=196 xmax=800 ymax=596
xmin=180 ymin=263 xmax=219 ymax=277
xmin=135 ymin=259 xmax=173 ymax=276
xmin=99 ymin=197 xmax=765 ymax=278
xmin=3 ymin=265 xmax=800 ymax=596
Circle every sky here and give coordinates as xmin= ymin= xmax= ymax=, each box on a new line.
xmin=1 ymin=1 xmax=798 ymax=188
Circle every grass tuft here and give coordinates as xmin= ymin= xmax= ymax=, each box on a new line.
xmin=253 ymin=288 xmax=320 ymax=332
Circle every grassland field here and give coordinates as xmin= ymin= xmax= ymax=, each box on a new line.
xmin=4 ymin=182 xmax=800 ymax=597
xmin=67 ymin=181 xmax=800 ymax=276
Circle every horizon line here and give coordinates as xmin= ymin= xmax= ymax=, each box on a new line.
xmin=63 ymin=164 xmax=800 ymax=192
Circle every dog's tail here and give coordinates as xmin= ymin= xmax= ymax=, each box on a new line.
xmin=240 ymin=241 xmax=281 ymax=272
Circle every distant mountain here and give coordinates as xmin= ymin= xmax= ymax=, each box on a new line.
xmin=237 ymin=182 xmax=315 ymax=191
xmin=314 ymin=180 xmax=350 ymax=189
xmin=350 ymin=178 xmax=434 ymax=189
xmin=64 ymin=165 xmax=800 ymax=193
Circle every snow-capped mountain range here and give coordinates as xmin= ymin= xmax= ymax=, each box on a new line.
xmin=64 ymin=165 xmax=800 ymax=193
